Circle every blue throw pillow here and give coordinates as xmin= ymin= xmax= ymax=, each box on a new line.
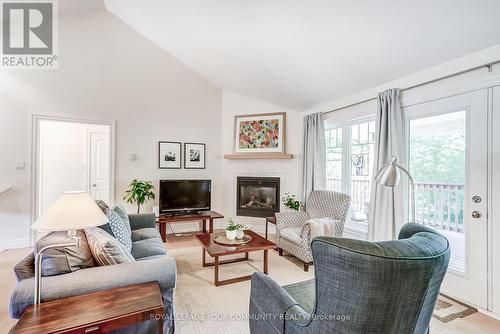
xmin=106 ymin=210 xmax=132 ymax=252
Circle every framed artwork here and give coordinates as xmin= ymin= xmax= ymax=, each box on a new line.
xmin=234 ymin=112 xmax=286 ymax=154
xmin=158 ymin=141 xmax=181 ymax=169
xmin=184 ymin=143 xmax=206 ymax=169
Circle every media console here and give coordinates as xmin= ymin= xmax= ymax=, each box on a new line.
xmin=156 ymin=210 xmax=224 ymax=242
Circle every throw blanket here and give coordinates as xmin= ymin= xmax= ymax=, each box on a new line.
xmin=303 ymin=217 xmax=340 ymax=240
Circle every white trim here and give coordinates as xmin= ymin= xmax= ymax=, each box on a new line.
xmin=487 ymin=86 xmax=494 ymax=312
xmin=30 ymin=114 xmax=116 ymax=246
xmin=7 ymin=238 xmax=29 ymax=249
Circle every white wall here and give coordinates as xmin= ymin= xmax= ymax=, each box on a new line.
xmin=38 ymin=120 xmax=109 ymax=214
xmin=219 ymin=92 xmax=301 ymax=232
xmin=0 ymin=10 xmax=223 ymax=249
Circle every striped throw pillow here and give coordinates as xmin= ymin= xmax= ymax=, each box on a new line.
xmin=85 ymin=227 xmax=135 ymax=266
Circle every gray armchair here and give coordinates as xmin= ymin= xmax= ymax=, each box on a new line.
xmin=250 ymin=223 xmax=450 ymax=334
xmin=275 ymin=190 xmax=350 ymax=271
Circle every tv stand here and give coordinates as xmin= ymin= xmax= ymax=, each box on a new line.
xmin=156 ymin=211 xmax=224 ymax=242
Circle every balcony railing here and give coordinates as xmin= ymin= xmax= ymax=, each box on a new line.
xmin=326 ymin=178 xmax=464 ymax=232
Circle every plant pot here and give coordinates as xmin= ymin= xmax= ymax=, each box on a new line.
xmin=226 ymin=230 xmax=237 ymax=240
xmin=236 ymin=230 xmax=245 ymax=239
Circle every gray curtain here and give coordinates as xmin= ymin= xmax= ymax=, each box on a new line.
xmin=368 ymin=89 xmax=405 ymax=241
xmin=301 ymin=112 xmax=326 ymax=203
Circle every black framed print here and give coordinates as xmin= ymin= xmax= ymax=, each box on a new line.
xmin=184 ymin=143 xmax=206 ymax=169
xmin=159 ymin=141 xmax=182 ymax=169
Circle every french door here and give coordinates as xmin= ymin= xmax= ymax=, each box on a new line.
xmin=404 ymin=89 xmax=488 ymax=308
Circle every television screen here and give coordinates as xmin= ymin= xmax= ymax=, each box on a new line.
xmin=159 ymin=180 xmax=211 ymax=213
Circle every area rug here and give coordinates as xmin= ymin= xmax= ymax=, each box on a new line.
xmin=169 ymin=246 xmax=475 ymax=333
xmin=433 ymin=294 xmax=477 ymax=323
xmin=169 ymin=246 xmax=313 ymax=333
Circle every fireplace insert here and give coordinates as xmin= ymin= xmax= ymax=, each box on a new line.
xmin=237 ymin=177 xmax=280 ymax=218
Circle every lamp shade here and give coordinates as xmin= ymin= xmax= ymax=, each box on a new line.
xmin=375 ymin=156 xmax=401 ymax=187
xmin=32 ymin=191 xmax=107 ymax=231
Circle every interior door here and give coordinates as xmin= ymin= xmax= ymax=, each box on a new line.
xmin=404 ymin=89 xmax=488 ymax=308
xmin=88 ymin=131 xmax=110 ymax=203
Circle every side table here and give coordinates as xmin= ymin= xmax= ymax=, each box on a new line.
xmin=265 ymin=216 xmax=277 ymax=240
xmin=9 ymin=282 xmax=164 ymax=334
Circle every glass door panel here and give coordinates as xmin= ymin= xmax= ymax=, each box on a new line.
xmin=409 ymin=111 xmax=466 ymax=272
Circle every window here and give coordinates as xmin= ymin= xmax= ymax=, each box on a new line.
xmin=325 ymin=117 xmax=375 ymax=238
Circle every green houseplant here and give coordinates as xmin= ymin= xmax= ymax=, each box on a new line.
xmin=123 ymin=179 xmax=155 ymax=213
xmin=282 ymin=192 xmax=302 ymax=211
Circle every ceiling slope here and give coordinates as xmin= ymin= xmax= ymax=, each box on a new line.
xmin=104 ymin=0 xmax=500 ymax=110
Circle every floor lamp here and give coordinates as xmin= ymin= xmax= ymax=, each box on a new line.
xmin=374 ymin=155 xmax=416 ymax=224
xmin=31 ymin=191 xmax=107 ymax=305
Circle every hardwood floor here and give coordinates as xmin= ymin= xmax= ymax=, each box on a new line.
xmin=1 ymin=233 xmax=500 ymax=334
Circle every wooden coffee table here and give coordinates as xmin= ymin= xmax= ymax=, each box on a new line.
xmin=195 ymin=230 xmax=277 ymax=286
xmin=9 ymin=282 xmax=164 ymax=334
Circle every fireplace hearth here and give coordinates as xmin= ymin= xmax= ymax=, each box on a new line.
xmin=237 ymin=177 xmax=280 ymax=218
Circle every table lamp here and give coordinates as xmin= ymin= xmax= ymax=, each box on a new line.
xmin=374 ymin=155 xmax=416 ymax=223
xmin=31 ymin=191 xmax=107 ymax=305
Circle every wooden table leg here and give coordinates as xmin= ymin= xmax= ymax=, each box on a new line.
xmin=263 ymin=250 xmax=268 ymax=274
xmin=158 ymin=318 xmax=163 ymax=334
xmin=245 ymin=252 xmax=249 ymax=260
xmin=214 ymin=256 xmax=219 ymax=286
xmin=265 ymin=220 xmax=268 ymax=239
xmin=209 ymin=218 xmax=214 ymax=233
xmin=158 ymin=223 xmax=166 ymax=242
xmin=202 ymin=219 xmax=207 ymax=233
xmin=202 ymin=248 xmax=206 ymax=266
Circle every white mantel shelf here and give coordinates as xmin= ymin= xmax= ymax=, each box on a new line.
xmin=224 ymin=153 xmax=293 ymax=160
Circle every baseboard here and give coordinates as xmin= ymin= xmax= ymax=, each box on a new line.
xmin=7 ymin=238 xmax=30 ymax=249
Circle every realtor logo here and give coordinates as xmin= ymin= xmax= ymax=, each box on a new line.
xmin=1 ymin=0 xmax=58 ymax=68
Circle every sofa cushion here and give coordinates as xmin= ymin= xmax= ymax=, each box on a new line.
xmin=106 ymin=210 xmax=132 ymax=252
xmin=279 ymin=227 xmax=303 ymax=244
xmin=13 ymin=253 xmax=35 ymax=281
xmin=35 ymin=230 xmax=96 ymax=277
xmin=85 ymin=227 xmax=135 ymax=266
xmin=132 ymin=228 xmax=162 ymax=242
xmin=132 ymin=238 xmax=166 ymax=260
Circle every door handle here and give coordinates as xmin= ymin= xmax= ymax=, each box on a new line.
xmin=92 ymin=184 xmax=97 ymax=187
xmin=472 ymin=211 xmax=482 ymax=219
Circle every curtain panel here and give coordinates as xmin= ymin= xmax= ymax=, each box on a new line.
xmin=368 ymin=89 xmax=405 ymax=241
xmin=301 ymin=112 xmax=326 ymax=204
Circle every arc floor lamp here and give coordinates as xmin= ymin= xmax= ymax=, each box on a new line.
xmin=374 ymin=155 xmax=416 ymax=224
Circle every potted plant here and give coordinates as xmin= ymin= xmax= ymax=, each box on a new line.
xmin=123 ymin=179 xmax=155 ymax=213
xmin=235 ymin=223 xmax=247 ymax=239
xmin=282 ymin=192 xmax=302 ymax=211
xmin=225 ymin=218 xmax=239 ymax=240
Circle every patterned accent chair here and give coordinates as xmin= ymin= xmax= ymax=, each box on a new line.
xmin=275 ymin=190 xmax=350 ymax=271
xmin=249 ymin=223 xmax=451 ymax=334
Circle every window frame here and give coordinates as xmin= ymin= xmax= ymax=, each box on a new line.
xmin=325 ymin=115 xmax=376 ymax=239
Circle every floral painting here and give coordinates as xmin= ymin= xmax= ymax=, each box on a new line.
xmin=234 ymin=113 xmax=285 ymax=153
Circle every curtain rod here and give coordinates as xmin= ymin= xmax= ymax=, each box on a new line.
xmin=324 ymin=59 xmax=500 ymax=115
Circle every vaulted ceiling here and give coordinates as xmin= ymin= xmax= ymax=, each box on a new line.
xmin=103 ymin=0 xmax=500 ymax=110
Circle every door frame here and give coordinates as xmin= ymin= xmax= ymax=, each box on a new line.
xmin=30 ymin=114 xmax=116 ymax=246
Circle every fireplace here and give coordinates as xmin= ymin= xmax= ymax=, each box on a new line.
xmin=237 ymin=177 xmax=280 ymax=218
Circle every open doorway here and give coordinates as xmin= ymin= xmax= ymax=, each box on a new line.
xmin=33 ymin=116 xmax=114 ymax=224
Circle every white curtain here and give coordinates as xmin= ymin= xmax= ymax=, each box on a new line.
xmin=368 ymin=89 xmax=405 ymax=241
xmin=301 ymin=112 xmax=326 ymax=203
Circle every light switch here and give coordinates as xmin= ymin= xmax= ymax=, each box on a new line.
xmin=15 ymin=161 xmax=26 ymax=170
xmin=130 ymin=153 xmax=137 ymax=161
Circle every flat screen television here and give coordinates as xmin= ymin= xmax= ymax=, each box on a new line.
xmin=159 ymin=180 xmax=211 ymax=214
